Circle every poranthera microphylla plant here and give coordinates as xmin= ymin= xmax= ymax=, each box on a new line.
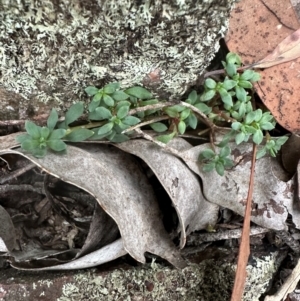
xmin=16 ymin=53 xmax=288 ymax=175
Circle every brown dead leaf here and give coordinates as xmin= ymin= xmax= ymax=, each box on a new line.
xmin=116 ymin=138 xmax=219 ymax=248
xmin=11 ymin=239 xmax=127 ymax=270
xmin=226 ymin=0 xmax=300 ymax=133
xmin=250 ymin=28 xmax=300 ymax=69
xmin=0 ymin=144 xmax=186 ymax=269
xmin=181 ymin=142 xmax=297 ymax=230
xmin=0 ymin=132 xmax=20 ymax=149
xmin=0 ymin=205 xmax=16 ymax=252
xmin=75 ymin=204 xmax=119 ymax=258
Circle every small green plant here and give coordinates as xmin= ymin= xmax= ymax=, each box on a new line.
xmin=16 ymin=52 xmax=288 ymax=176
xmin=16 ymin=109 xmax=67 ymax=158
xmin=199 ymin=146 xmax=234 ymax=176
xmin=197 ymin=52 xmax=288 ymax=175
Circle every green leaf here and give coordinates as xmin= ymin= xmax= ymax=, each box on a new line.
xmin=223 ymin=79 xmax=237 ymax=90
xmin=31 ymin=147 xmax=47 ymax=158
xmin=85 ymin=86 xmax=99 ymax=96
xmin=261 ymin=122 xmax=275 ymax=131
xmin=219 ymin=146 xmax=231 ymax=158
xmin=231 ymin=122 xmax=242 ymax=131
xmin=275 ymin=136 xmax=289 ymax=147
xmin=187 ymin=113 xmax=197 ymax=129
xmin=48 ymin=129 xmax=67 ymax=140
xmin=240 ymin=70 xmax=255 ymax=81
xmin=238 ymin=80 xmax=252 ymax=89
xmin=114 ymin=122 xmax=129 ymax=132
xmin=106 ymin=130 xmax=116 ymax=140
xmin=187 ymin=90 xmax=198 ymax=104
xmin=235 ymin=86 xmax=247 ymax=102
xmin=202 ymin=162 xmax=215 ymax=172
xmin=156 ymin=132 xmax=176 ymax=144
xmin=128 ymin=96 xmax=138 ymax=105
xmin=245 ymin=111 xmax=256 ymax=124
xmin=117 ymin=105 xmax=129 ymax=119
xmin=256 ymin=148 xmax=267 ymax=159
xmin=235 ymin=132 xmax=245 ymax=145
xmin=225 ymin=63 xmax=237 ymax=77
xmin=217 ymin=130 xmax=235 ymax=148
xmin=98 ymin=122 xmax=114 ymax=135
xmin=226 ymin=52 xmax=242 ymax=65
xmin=223 ymin=158 xmax=234 ymax=168
xmin=244 ymin=125 xmax=257 ymax=134
xmin=215 ymin=161 xmax=225 ymax=176
xmin=164 ymin=107 xmax=179 ymax=118
xmin=200 ymin=89 xmax=216 ymax=101
xmin=92 ymin=92 xmax=103 ymax=102
xmin=194 ymin=103 xmax=211 ymax=114
xmin=122 ymin=116 xmax=141 ymax=126
xmin=87 ymin=128 xmax=111 ymax=140
xmin=40 ymin=127 xmax=50 ymax=139
xmin=88 ymin=99 xmax=101 ymax=112
xmin=103 ymin=82 xmax=120 ymax=94
xmin=180 ymin=109 xmax=190 ymax=120
xmin=253 ymin=130 xmax=263 ymax=145
xmin=170 ymin=105 xmax=185 ymax=112
xmin=254 ymin=109 xmax=263 ymax=122
xmin=21 ymin=138 xmax=40 ymax=151
xmin=250 ymin=72 xmax=261 ymax=82
xmin=94 ymin=107 xmax=112 ymax=120
xmin=65 ymin=102 xmax=84 ymax=126
xmin=219 ymin=88 xmax=233 ymax=106
xmin=199 ymin=149 xmax=216 ymax=160
xmin=231 ymin=111 xmax=242 ymax=120
xmin=125 ymin=86 xmax=152 ymax=99
xmin=47 ymin=109 xmax=58 ymax=131
xmin=108 ymin=134 xmax=130 ymax=143
xmin=269 ymin=148 xmax=277 ymax=157
xmin=47 ymin=140 xmax=67 ymax=152
xmin=16 ymin=134 xmax=31 ymax=143
xmin=64 ymin=128 xmax=94 ymax=142
xmin=178 ymin=120 xmax=186 ymax=135
xmin=112 ymin=90 xmax=129 ymax=101
xmin=238 ymin=103 xmax=246 ymax=117
xmin=205 ymin=78 xmax=217 ymax=89
xmin=115 ymin=101 xmax=131 ymax=111
xmin=25 ymin=121 xmax=41 ymax=139
xmin=260 ymin=112 xmax=274 ymax=124
xmin=139 ymin=99 xmax=159 ymax=106
xmin=150 ymin=122 xmax=168 ymax=132
xmin=266 ymin=140 xmax=276 ymax=149
xmin=103 ymin=94 xmax=115 ymax=106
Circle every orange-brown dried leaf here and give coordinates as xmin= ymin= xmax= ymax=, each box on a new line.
xmin=251 ymin=28 xmax=300 ymax=69
xmin=226 ymin=0 xmax=300 ymax=133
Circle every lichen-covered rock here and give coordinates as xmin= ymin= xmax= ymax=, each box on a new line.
xmin=0 ymin=0 xmax=237 ymax=121
xmin=0 ymin=250 xmax=285 ymax=301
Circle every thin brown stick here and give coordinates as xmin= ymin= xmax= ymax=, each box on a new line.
xmin=121 ymin=115 xmax=170 ymax=134
xmin=178 ymin=101 xmax=215 ymax=129
xmin=128 ymin=102 xmax=176 ymax=115
xmin=204 ymin=65 xmax=252 ymax=78
xmin=186 ymin=226 xmax=269 ymax=246
xmin=134 ymin=128 xmax=184 ymax=159
xmin=0 ymin=163 xmax=36 ymax=184
xmin=230 ymin=143 xmax=257 ymax=301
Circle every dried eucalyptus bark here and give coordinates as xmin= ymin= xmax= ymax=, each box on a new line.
xmin=0 ymin=0 xmax=237 ymax=121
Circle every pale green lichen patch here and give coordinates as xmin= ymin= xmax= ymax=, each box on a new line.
xmin=0 ymin=0 xmax=237 ymax=107
xmin=57 ymin=260 xmax=235 ymax=301
xmin=243 ymin=251 xmax=283 ymax=301
xmin=56 ymin=251 xmax=283 ymax=301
